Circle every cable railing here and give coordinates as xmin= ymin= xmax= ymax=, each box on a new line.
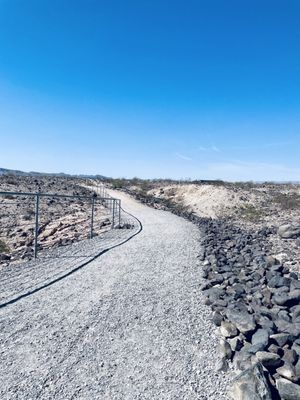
xmin=0 ymin=185 xmax=125 ymax=261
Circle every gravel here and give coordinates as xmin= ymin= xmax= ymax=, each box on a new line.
xmin=0 ymin=191 xmax=230 ymax=399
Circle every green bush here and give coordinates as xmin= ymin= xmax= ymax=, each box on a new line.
xmin=111 ymin=179 xmax=126 ymax=189
xmin=0 ymin=240 xmax=9 ymax=253
xmin=239 ymin=204 xmax=265 ymax=222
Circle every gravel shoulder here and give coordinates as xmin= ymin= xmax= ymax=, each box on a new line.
xmin=0 ymin=190 xmax=229 ymax=399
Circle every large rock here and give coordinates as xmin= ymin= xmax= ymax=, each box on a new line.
xmin=256 ymin=351 xmax=282 ymax=368
xmin=228 ymin=362 xmax=272 ymax=400
xmin=277 ymin=362 xmax=297 ymax=382
xmin=268 ymin=276 xmax=291 ymax=288
xmin=270 ymin=333 xmax=292 ymax=347
xmin=272 ymin=293 xmax=290 ymax=306
xmin=228 ymin=336 xmax=243 ymax=352
xmin=275 ymin=320 xmax=300 ymax=337
xmin=220 ymin=320 xmax=238 ymax=337
xmin=215 ymin=356 xmax=229 ymax=372
xmin=282 ymin=349 xmax=298 ymax=366
xmin=251 ymin=329 xmax=269 ymax=352
xmin=278 ymin=224 xmax=300 ymax=239
xmin=219 ymin=338 xmax=232 ymax=359
xmin=212 ymin=311 xmax=223 ymax=326
xmin=291 ymin=305 xmax=300 ymax=320
xmin=227 ymin=307 xmax=256 ymax=334
xmin=276 ymin=377 xmax=300 ymax=399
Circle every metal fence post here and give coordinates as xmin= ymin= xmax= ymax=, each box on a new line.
xmin=112 ymin=199 xmax=115 ymax=229
xmin=90 ymin=196 xmax=95 ymax=239
xmin=118 ymin=200 xmax=121 ymax=226
xmin=34 ymin=193 xmax=40 ymax=258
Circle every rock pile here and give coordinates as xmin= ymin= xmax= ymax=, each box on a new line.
xmin=199 ymin=218 xmax=300 ymax=399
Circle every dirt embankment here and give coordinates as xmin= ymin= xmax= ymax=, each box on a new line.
xmin=120 ymin=181 xmax=300 ymax=273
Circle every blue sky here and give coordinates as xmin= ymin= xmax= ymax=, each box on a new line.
xmin=0 ymin=0 xmax=300 ymax=181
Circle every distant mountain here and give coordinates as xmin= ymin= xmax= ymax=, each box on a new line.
xmin=0 ymin=167 xmax=108 ymax=180
xmin=0 ymin=168 xmax=28 ymax=176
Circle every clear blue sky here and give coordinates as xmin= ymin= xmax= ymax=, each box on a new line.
xmin=0 ymin=0 xmax=300 ymax=181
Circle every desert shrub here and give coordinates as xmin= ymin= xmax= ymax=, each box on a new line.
xmin=131 ymin=177 xmax=141 ymax=186
xmin=23 ymin=209 xmax=35 ymax=220
xmin=138 ymin=180 xmax=154 ymax=195
xmin=5 ymin=176 xmax=16 ymax=185
xmin=192 ymin=179 xmax=226 ymax=186
xmin=111 ymin=179 xmax=127 ymax=189
xmin=0 ymin=240 xmax=9 ymax=253
xmin=3 ymin=195 xmax=14 ymax=200
xmin=233 ymin=181 xmax=258 ymax=190
xmin=239 ymin=204 xmax=265 ymax=222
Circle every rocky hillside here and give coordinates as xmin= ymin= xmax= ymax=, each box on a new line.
xmin=0 ymin=175 xmax=110 ymax=266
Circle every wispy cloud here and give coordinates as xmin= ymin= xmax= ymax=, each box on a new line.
xmin=175 ymin=152 xmax=192 ymax=161
xmin=211 ymin=145 xmax=220 ymax=152
xmin=198 ymin=144 xmax=221 ymax=153
xmin=231 ymin=141 xmax=295 ymax=151
xmin=198 ymin=146 xmax=209 ymax=152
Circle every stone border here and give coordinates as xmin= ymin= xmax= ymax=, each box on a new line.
xmin=198 ymin=219 xmax=300 ymax=399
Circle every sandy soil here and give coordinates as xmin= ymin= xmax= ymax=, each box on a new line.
xmin=150 ymin=184 xmax=259 ymax=219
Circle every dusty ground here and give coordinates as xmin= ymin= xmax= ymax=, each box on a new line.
xmin=0 ymin=190 xmax=230 ymax=400
xmin=0 ymin=175 xmax=111 ymax=265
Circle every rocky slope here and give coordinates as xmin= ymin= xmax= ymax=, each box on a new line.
xmin=0 ymin=175 xmax=110 ymax=266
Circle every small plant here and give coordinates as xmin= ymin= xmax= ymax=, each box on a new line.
xmin=239 ymin=204 xmax=264 ymax=222
xmin=3 ymin=195 xmax=14 ymax=200
xmin=139 ymin=180 xmax=152 ymax=193
xmin=5 ymin=176 xmax=16 ymax=185
xmin=0 ymin=240 xmax=10 ymax=253
xmin=23 ymin=209 xmax=35 ymax=220
xmin=111 ymin=179 xmax=127 ymax=189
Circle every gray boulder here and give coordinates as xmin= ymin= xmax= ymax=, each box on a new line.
xmin=256 ymin=351 xmax=282 ymax=368
xmin=228 ymin=363 xmax=272 ymax=400
xmin=278 ymin=224 xmax=300 ymax=239
xmin=277 ymin=362 xmax=297 ymax=382
xmin=220 ymin=320 xmax=238 ymax=338
xmin=228 ymin=336 xmax=243 ymax=352
xmin=276 ymin=377 xmax=300 ymax=400
xmin=219 ymin=338 xmax=232 ymax=359
xmin=215 ymin=356 xmax=229 ymax=372
xmin=270 ymin=333 xmax=292 ymax=347
xmin=251 ymin=329 xmax=269 ymax=352
xmin=227 ymin=307 xmax=256 ymax=334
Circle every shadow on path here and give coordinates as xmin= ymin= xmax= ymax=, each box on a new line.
xmin=0 ymin=209 xmax=142 ymax=309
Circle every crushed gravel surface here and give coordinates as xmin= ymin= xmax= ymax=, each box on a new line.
xmin=0 ymin=191 xmax=230 ymax=399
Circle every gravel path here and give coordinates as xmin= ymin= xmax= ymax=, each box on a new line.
xmin=0 ymin=191 xmax=230 ymax=399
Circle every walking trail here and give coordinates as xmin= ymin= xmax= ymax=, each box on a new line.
xmin=0 ymin=190 xmax=229 ymax=399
